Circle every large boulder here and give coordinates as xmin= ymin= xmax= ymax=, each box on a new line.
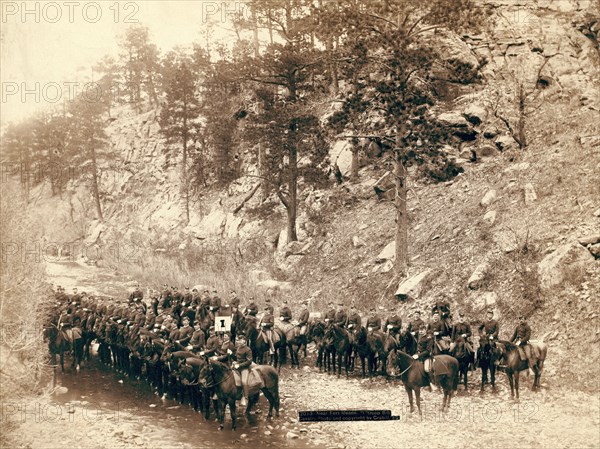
xmin=330 ymin=140 xmax=354 ymax=176
xmin=224 ymin=213 xmax=243 ymax=239
xmin=463 ymin=104 xmax=487 ymax=126
xmin=198 ymin=209 xmax=227 ymax=237
xmin=480 ymin=189 xmax=497 ymax=208
xmin=437 ymin=112 xmax=470 ymax=127
xmin=248 ymin=270 xmax=270 ymax=283
xmin=395 ymin=270 xmax=433 ymax=301
xmin=578 ymin=234 xmax=600 ymax=246
xmin=375 ymin=241 xmax=396 ymax=263
xmin=372 ymin=171 xmax=395 ymax=201
xmin=255 ymin=279 xmax=293 ymax=292
xmin=495 ymin=135 xmax=518 ymax=152
xmin=468 ymin=261 xmax=489 ymax=290
xmin=471 ymin=291 xmax=498 ymax=311
xmin=538 ymin=242 xmax=595 ymax=288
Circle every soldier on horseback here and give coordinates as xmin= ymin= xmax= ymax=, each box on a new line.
xmin=413 ymin=324 xmax=434 ymax=389
xmin=511 ymin=314 xmax=536 ymax=375
xmin=407 ymin=310 xmax=425 ymax=337
xmin=324 ymin=301 xmax=336 ymax=324
xmin=297 ymin=300 xmax=310 ymax=336
xmin=428 ymin=311 xmax=449 ymax=352
xmin=479 ymin=309 xmax=499 ymax=342
xmin=280 ymin=300 xmax=292 ymax=323
xmin=334 ymin=302 xmax=347 ymax=328
xmin=451 ymin=311 xmax=472 ymax=353
xmin=366 ymin=307 xmax=381 ymax=333
xmin=384 ymin=307 xmax=402 ymax=344
xmin=259 ymin=304 xmax=276 ymax=355
xmin=232 ymin=333 xmax=253 ymax=406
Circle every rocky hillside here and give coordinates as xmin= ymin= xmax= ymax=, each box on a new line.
xmin=23 ymin=0 xmax=599 ymax=383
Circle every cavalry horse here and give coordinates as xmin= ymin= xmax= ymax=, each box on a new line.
xmin=390 ymin=350 xmax=459 ymax=416
xmin=308 ymin=320 xmax=328 ymax=371
xmin=279 ymin=321 xmax=305 ymax=369
xmin=323 ymin=324 xmax=352 ymax=377
xmin=352 ymin=326 xmax=371 ymax=377
xmin=48 ymin=324 xmax=84 ymax=372
xmin=477 ymin=335 xmax=502 ymax=393
xmin=498 ymin=340 xmax=547 ymax=400
xmin=253 ymin=327 xmax=286 ymax=368
xmin=366 ymin=330 xmax=386 ymax=377
xmin=197 ymin=359 xmax=280 ymax=430
xmin=450 ymin=339 xmax=474 ymax=391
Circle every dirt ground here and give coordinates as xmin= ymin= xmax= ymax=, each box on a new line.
xmin=7 ymin=354 xmax=599 ymax=449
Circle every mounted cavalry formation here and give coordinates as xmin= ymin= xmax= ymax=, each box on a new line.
xmin=44 ymin=284 xmax=547 ymax=428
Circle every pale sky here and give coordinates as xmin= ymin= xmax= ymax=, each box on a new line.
xmin=1 ymin=1 xmax=253 ymax=128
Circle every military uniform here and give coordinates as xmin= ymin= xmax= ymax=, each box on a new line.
xmin=260 ymin=310 xmax=276 ymax=353
xmin=280 ymin=304 xmax=292 ymax=321
xmin=416 ymin=333 xmax=434 ymax=361
xmin=297 ymin=308 xmax=310 ymax=335
xmin=512 ymin=320 xmax=535 ymax=370
xmin=324 ymin=306 xmax=336 ymax=323
xmin=233 ymin=342 xmax=254 ymax=398
xmin=188 ymin=327 xmax=206 ymax=351
xmin=209 ymin=294 xmax=221 ymax=313
xmin=366 ymin=314 xmax=381 ymax=332
xmin=451 ymin=322 xmax=471 ymax=342
xmin=245 ymin=302 xmax=258 ymax=317
xmin=479 ymin=319 xmax=500 ymax=340
xmin=346 ymin=310 xmax=362 ymax=330
xmin=204 ymin=333 xmax=221 ymax=357
xmin=334 ymin=306 xmax=347 ymax=327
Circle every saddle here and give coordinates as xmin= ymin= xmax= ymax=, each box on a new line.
xmin=278 ymin=321 xmax=297 ymax=340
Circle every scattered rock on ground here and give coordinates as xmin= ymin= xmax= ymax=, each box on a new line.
xmin=538 ymin=242 xmax=595 ymax=288
xmin=480 ymin=189 xmax=497 ymax=207
xmin=395 ymin=270 xmax=433 ymax=301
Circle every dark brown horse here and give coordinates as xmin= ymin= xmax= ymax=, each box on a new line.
xmin=498 ymin=340 xmax=547 ymax=400
xmin=389 ymin=350 xmax=459 ymax=416
xmin=323 ymin=324 xmax=352 ymax=377
xmin=450 ymin=339 xmax=474 ymax=391
xmin=477 ymin=336 xmax=502 ymax=393
xmin=197 ymin=359 xmax=280 ymax=429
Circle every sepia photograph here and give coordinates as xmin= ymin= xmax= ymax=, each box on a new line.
xmin=1 ymin=1 xmax=599 ymax=448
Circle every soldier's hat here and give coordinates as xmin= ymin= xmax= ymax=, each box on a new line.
xmin=369 ymin=307 xmax=375 ymax=312
xmin=265 ymin=297 xmax=271 ymax=303
xmin=414 ymin=310 xmax=421 ymax=315
xmin=432 ymin=310 xmax=440 ymax=316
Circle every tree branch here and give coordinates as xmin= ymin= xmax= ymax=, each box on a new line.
xmin=232 ymin=182 xmax=261 ymax=214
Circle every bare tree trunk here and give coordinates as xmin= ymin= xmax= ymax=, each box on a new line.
xmin=350 ymin=145 xmax=359 ymax=181
xmin=258 ymin=143 xmax=269 ymax=200
xmin=287 ymin=145 xmax=298 ymax=243
xmin=182 ymin=132 xmax=190 ymax=225
xmin=517 ymin=82 xmax=527 ymax=149
xmin=251 ymin=5 xmax=260 ymax=58
xmin=90 ymin=145 xmax=103 ymax=222
xmin=394 ymin=142 xmax=408 ymax=276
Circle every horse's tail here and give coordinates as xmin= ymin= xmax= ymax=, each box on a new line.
xmin=451 ymin=360 xmax=460 ymax=391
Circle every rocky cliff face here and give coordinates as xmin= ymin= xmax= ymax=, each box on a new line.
xmin=27 ymin=0 xmax=598 ymax=295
